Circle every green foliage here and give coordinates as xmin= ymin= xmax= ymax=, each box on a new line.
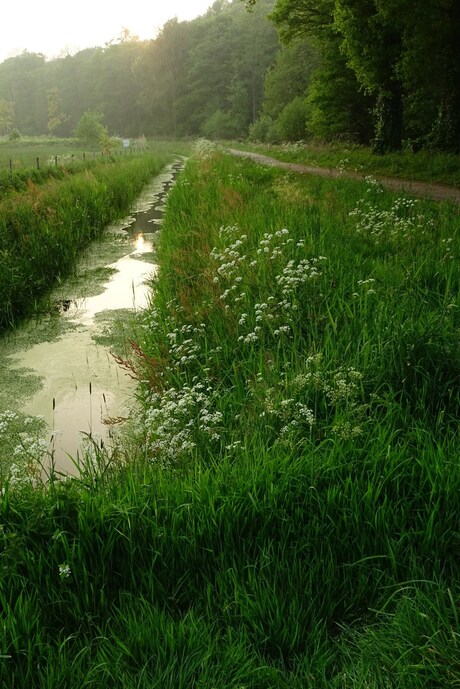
xmin=0 ymin=149 xmax=175 ymax=330
xmin=274 ymin=96 xmax=309 ymax=140
xmin=254 ymin=97 xmax=309 ymax=143
xmin=306 ymin=45 xmax=373 ymax=143
xmin=0 ymin=53 xmax=47 ymax=133
xmin=0 ymin=2 xmax=279 ymax=142
xmin=201 ymin=109 xmax=243 ymax=139
xmin=2 ymin=145 xmax=460 ymax=686
xmin=260 ymin=0 xmax=375 ymax=145
xmin=0 ymin=0 xmax=458 ymax=152
xmin=334 ymin=0 xmax=404 ymax=152
xmin=75 ymin=111 xmax=107 ymax=146
xmin=260 ymin=36 xmax=319 ymax=120
xmin=8 ymin=127 xmax=20 ymax=141
xmin=399 ymin=0 xmax=460 ymax=152
xmin=0 ymin=98 xmax=14 ymax=135
xmin=250 ymin=34 xmax=320 ymax=143
xmin=46 ymin=87 xmax=69 ymax=137
xmin=248 ymin=112 xmax=273 ymax=141
xmin=247 ymin=0 xmax=460 ymax=152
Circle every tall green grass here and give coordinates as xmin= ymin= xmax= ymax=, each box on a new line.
xmin=0 ymin=141 xmax=459 ymax=687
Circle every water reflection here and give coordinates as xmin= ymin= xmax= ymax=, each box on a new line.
xmin=135 ymin=233 xmax=145 ymax=252
xmin=5 ymin=159 xmax=185 ymax=473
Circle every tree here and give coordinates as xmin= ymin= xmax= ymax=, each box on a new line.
xmin=255 ymin=0 xmax=373 ymax=144
xmin=51 ymin=48 xmax=104 ymax=136
xmin=0 ymin=52 xmax=47 ymax=134
xmin=245 ymin=0 xmax=460 ymax=152
xmin=182 ymin=13 xmax=241 ymax=135
xmin=135 ymin=19 xmax=194 ymax=137
xmin=0 ymin=99 xmax=14 ymax=135
xmin=91 ymin=42 xmax=145 ymax=137
xmin=306 ymin=44 xmax=373 ymax=142
xmin=75 ymin=111 xmax=107 ymax=146
xmin=135 ymin=2 xmax=278 ymax=139
xmin=333 ymin=0 xmax=404 ymax=152
xmin=394 ymin=0 xmax=460 ymax=151
xmin=46 ymin=87 xmax=69 ymax=136
xmin=234 ymin=0 xmax=280 ymax=126
xmin=184 ymin=0 xmax=278 ymax=138
xmin=260 ymin=36 xmax=319 ymax=120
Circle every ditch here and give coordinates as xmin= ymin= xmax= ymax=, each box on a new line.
xmin=0 ymin=159 xmax=184 ymax=476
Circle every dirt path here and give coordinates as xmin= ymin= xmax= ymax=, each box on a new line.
xmin=228 ymin=148 xmax=460 ymax=205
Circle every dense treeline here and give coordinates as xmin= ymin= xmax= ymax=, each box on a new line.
xmin=248 ymin=0 xmax=460 ymax=152
xmin=0 ymin=0 xmax=459 ymax=153
xmin=0 ymin=0 xmax=279 ymax=141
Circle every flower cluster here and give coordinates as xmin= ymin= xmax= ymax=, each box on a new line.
xmin=192 ymin=138 xmax=222 ymax=160
xmin=245 ymin=353 xmax=370 ymax=449
xmin=350 ymin=192 xmax=431 ymax=246
xmin=280 ymin=141 xmax=305 ymax=153
xmin=337 ymin=157 xmax=350 ymax=174
xmin=58 ymin=563 xmax=71 ymax=579
xmin=142 ymin=381 xmax=223 ymax=466
xmin=166 ymin=322 xmax=206 ymax=368
xmin=275 ymin=257 xmax=326 ymax=297
xmin=0 ymin=410 xmax=19 ymax=434
xmin=352 ymin=278 xmax=377 ymax=298
xmin=363 ymin=175 xmax=384 ymax=191
xmin=46 ymin=154 xmax=76 ymax=167
xmin=0 ymin=410 xmax=48 ymax=487
xmin=211 ymin=225 xmax=326 ymax=346
xmin=441 ymin=237 xmax=454 ymax=261
xmin=296 ymin=359 xmax=368 ymax=440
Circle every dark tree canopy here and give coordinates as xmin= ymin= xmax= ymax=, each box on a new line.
xmin=244 ymin=0 xmax=460 ymax=152
xmin=0 ymin=0 xmax=458 ymax=152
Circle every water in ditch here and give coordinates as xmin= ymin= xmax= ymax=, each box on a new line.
xmin=0 ymin=159 xmax=183 ymax=478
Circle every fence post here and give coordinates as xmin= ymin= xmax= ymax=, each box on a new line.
xmin=9 ymin=159 xmax=12 ymax=176
xmin=83 ymin=152 xmax=86 ymax=161
xmin=55 ymin=156 xmax=58 ymax=166
xmin=36 ymin=157 xmax=40 ymax=170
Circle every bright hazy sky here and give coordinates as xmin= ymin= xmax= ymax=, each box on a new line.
xmin=0 ymin=0 xmax=214 ymax=64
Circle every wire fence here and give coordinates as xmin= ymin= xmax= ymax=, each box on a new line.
xmin=0 ymin=147 xmax=146 ymax=174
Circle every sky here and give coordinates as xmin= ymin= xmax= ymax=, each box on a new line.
xmin=0 ymin=0 xmax=214 ymax=64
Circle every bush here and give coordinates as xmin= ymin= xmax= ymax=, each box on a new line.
xmin=75 ymin=111 xmax=107 ymax=147
xmin=248 ymin=114 xmax=273 ymax=142
xmin=8 ymin=128 xmax=21 ymax=141
xmin=201 ymin=109 xmax=245 ymax=140
xmin=275 ymin=97 xmax=309 ymax=142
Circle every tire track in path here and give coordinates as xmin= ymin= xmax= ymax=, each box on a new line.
xmin=228 ymin=148 xmax=460 ymax=205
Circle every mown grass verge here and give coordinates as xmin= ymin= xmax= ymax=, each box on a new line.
xmin=0 ymin=140 xmax=459 ymax=687
xmin=0 ymin=145 xmax=182 ymax=330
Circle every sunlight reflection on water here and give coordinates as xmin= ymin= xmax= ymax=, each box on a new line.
xmin=5 ymin=159 xmax=185 ymax=475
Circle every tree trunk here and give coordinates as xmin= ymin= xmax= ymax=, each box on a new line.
xmin=372 ymin=83 xmax=404 ymax=154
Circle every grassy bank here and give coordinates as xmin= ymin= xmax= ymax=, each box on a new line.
xmin=231 ymin=140 xmax=460 ymax=187
xmin=0 ymin=144 xmax=184 ymax=330
xmin=1 ymin=141 xmax=459 ymax=687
